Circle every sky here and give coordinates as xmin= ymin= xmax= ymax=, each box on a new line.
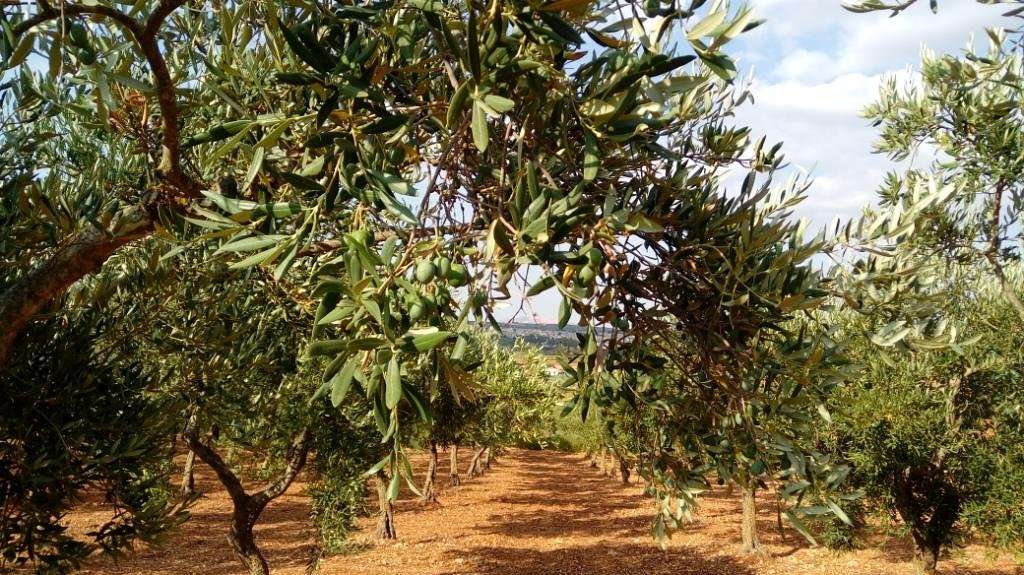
xmin=501 ymin=0 xmax=1011 ymax=324
xmin=729 ymin=0 xmax=1008 ymax=231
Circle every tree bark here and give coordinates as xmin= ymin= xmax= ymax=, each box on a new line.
xmin=420 ymin=440 xmax=438 ymax=504
xmin=468 ymin=446 xmax=486 ymax=479
xmin=180 ymin=449 xmax=196 ymax=502
xmin=0 ymin=210 xmax=153 ymax=371
xmin=985 ymin=182 xmax=1024 ymax=324
xmin=619 ymin=457 xmax=631 ymax=484
xmin=740 ymin=484 xmax=763 ymax=556
xmin=483 ymin=446 xmax=492 ymax=469
xmin=374 ymin=470 xmax=396 ymax=539
xmin=588 ymin=451 xmax=599 ymax=469
xmin=912 ymin=536 xmax=939 ymax=575
xmin=894 ymin=468 xmax=949 ymax=575
xmin=185 ymin=425 xmax=311 ymax=575
xmin=2 ymin=0 xmax=200 ymax=374
xmin=449 ymin=444 xmax=461 ymax=487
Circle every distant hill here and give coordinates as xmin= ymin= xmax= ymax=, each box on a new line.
xmin=495 ymin=322 xmax=587 ymax=355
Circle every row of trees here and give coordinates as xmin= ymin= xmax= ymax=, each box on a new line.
xmin=1 ymin=0 xmax=1023 ymax=574
xmin=565 ymin=2 xmax=1024 ymax=572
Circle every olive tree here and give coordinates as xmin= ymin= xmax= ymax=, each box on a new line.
xmin=0 ymin=292 xmax=185 ymax=573
xmin=844 ymin=0 xmax=1022 ymax=16
xmin=860 ymin=30 xmax=1024 ymax=322
xmin=172 ymin=0 xmax=800 ymax=490
xmin=825 ymin=266 xmax=1024 ymax=574
xmin=136 ymin=250 xmax=316 ymax=575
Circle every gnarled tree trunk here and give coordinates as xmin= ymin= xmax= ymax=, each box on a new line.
xmin=893 ymin=466 xmax=953 ymax=575
xmin=740 ymin=484 xmax=763 ymax=556
xmin=0 ymin=211 xmax=153 ymax=372
xmin=420 ymin=440 xmax=438 ymax=504
xmin=449 ymin=444 xmax=461 ymax=487
xmin=911 ymin=537 xmax=939 ymax=575
xmin=374 ymin=470 xmax=396 ymax=539
xmin=619 ymin=457 xmax=631 ymax=484
xmin=467 ymin=446 xmax=487 ymax=479
xmin=185 ymin=425 xmax=311 ymax=575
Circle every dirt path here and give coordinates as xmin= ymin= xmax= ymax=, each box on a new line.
xmin=78 ymin=449 xmax=1021 ymax=575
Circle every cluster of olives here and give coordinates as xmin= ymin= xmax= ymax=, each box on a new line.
xmin=413 ymin=255 xmax=469 ymax=287
xmin=401 ymin=254 xmax=471 ymax=323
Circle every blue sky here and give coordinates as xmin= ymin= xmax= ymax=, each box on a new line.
xmin=503 ymin=0 xmax=1011 ymax=324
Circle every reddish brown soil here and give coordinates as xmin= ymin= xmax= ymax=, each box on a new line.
xmin=74 ymin=449 xmax=1021 ymax=575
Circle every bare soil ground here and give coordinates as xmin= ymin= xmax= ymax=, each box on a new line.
xmin=75 ymin=449 xmax=1021 ymax=575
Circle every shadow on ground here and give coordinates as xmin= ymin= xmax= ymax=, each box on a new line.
xmin=444 ymin=542 xmax=756 ymax=575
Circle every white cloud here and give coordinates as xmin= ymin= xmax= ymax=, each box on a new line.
xmin=752 ymin=71 xmax=893 ymax=114
xmin=834 ymin=3 xmax=997 ymax=75
xmin=728 ymin=0 xmax=1006 ymax=232
xmin=775 ymin=49 xmax=834 ymax=82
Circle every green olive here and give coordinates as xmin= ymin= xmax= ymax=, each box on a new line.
xmin=436 ymin=256 xmax=451 ymax=278
xmin=578 ymin=265 xmax=595 ymax=286
xmin=448 ymin=263 xmax=468 ymax=287
xmin=415 ymin=260 xmax=437 ymax=283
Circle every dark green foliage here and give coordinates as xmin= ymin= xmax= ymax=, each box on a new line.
xmin=825 ymin=274 xmax=1024 ymax=567
xmin=0 ymin=315 xmax=184 ymax=573
xmin=809 ymin=497 xmax=866 ymax=552
xmin=306 ymin=404 xmax=380 ymax=554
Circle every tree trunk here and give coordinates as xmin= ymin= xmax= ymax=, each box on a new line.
xmin=230 ymin=495 xmax=271 ymax=575
xmin=374 ymin=470 xmax=396 ymax=539
xmin=740 ymin=484 xmax=763 ymax=556
xmin=588 ymin=451 xmax=599 ymax=468
xmin=619 ymin=457 xmax=631 ymax=484
xmin=468 ymin=446 xmax=486 ymax=479
xmin=0 ymin=209 xmax=153 ymax=372
xmin=449 ymin=444 xmax=461 ymax=487
xmin=912 ymin=536 xmax=939 ymax=575
xmin=180 ymin=449 xmax=196 ymax=501
xmin=985 ymin=183 xmax=1024 ymax=324
xmin=420 ymin=440 xmax=438 ymax=504
xmin=894 ymin=469 xmax=948 ymax=575
xmin=483 ymin=446 xmax=492 ymax=469
xmin=185 ymin=425 xmax=311 ymax=575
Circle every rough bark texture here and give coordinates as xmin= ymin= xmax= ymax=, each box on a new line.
xmin=180 ymin=449 xmax=196 ymax=501
xmin=375 ymin=470 xmax=396 ymax=540
xmin=483 ymin=446 xmax=492 ymax=469
xmin=986 ymin=183 xmax=1024 ymax=324
xmin=893 ymin=466 xmax=955 ymax=575
xmin=618 ymin=457 xmax=630 ymax=485
xmin=185 ymin=425 xmax=312 ymax=575
xmin=913 ymin=540 xmax=939 ymax=575
xmin=467 ymin=447 xmax=486 ymax=479
xmin=740 ymin=485 xmax=763 ymax=556
xmin=0 ymin=212 xmax=153 ymax=371
xmin=449 ymin=444 xmax=461 ymax=487
xmin=421 ymin=441 xmax=438 ymax=504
